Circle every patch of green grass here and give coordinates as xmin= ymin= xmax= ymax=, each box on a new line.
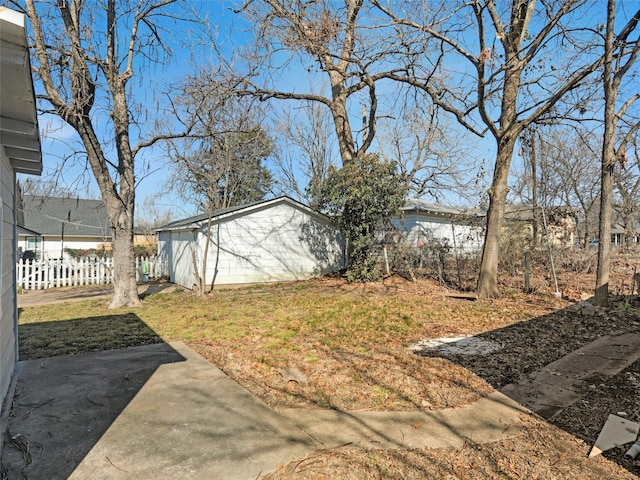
xmin=18 ymin=282 xmax=556 ymax=361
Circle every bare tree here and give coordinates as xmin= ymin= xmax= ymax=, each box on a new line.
xmin=553 ymin=132 xmax=601 ymax=248
xmin=375 ymin=0 xmax=604 ymax=298
xmin=10 ymin=0 xmax=190 ymax=308
xmin=19 ymin=178 xmax=78 ymax=199
xmin=168 ymin=77 xmax=274 ymax=213
xmin=595 ymin=0 xmax=640 ymax=305
xmin=271 ymin=99 xmax=337 ymax=205
xmin=614 ymin=137 xmax=640 ymax=248
xmin=137 ymin=193 xmax=174 ymax=231
xmin=217 ymin=0 xmax=405 ymax=167
xmin=513 ymin=127 xmax=601 ymax=248
xmin=514 ymin=128 xmax=548 ymax=249
xmin=376 ymin=103 xmax=482 ymax=203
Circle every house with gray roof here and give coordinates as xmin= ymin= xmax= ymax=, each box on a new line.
xmin=393 ymin=198 xmax=486 ymax=255
xmin=18 ymin=195 xmax=111 ymax=260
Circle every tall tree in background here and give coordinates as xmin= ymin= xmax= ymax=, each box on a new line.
xmin=170 ymin=128 xmax=273 ymax=212
xmin=219 ymin=0 xmax=402 ymax=167
xmin=136 ymin=192 xmax=175 ymax=249
xmin=595 ymin=0 xmax=640 ymax=305
xmin=10 ymin=0 xmax=186 ymax=308
xmin=613 ymin=136 xmax=640 ymax=249
xmin=169 ymin=76 xmax=273 ymax=213
xmin=516 ymin=128 xmax=544 ymax=249
xmin=376 ymin=103 xmax=482 ymax=203
xmin=513 ymin=127 xmax=602 ymax=249
xmin=547 ymin=131 xmax=601 ymax=248
xmin=272 ymin=99 xmax=336 ymax=205
xmin=168 ymin=76 xmax=273 ymax=293
xmin=376 ymin=0 xmax=603 ymax=298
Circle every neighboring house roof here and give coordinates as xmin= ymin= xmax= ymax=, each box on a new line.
xmin=156 ymin=197 xmax=333 ymax=232
xmin=17 ymin=225 xmax=40 ymax=236
xmin=19 ymin=195 xmax=111 ymax=238
xmin=0 ymin=8 xmax=42 ymax=176
xmin=612 ymin=223 xmax=625 ymax=235
xmin=504 ymin=205 xmax=576 ymax=223
xmin=611 ymin=209 xmax=640 ymax=234
xmin=402 ymin=198 xmax=484 ymax=218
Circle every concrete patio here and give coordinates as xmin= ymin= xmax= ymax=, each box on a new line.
xmin=1 ymin=341 xmax=530 ymax=479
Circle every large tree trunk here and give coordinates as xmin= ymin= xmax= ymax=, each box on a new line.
xmin=75 ymin=116 xmax=141 ymax=309
xmin=594 ymin=0 xmax=618 ymax=307
xmin=594 ymin=139 xmax=615 ymax=306
xmin=328 ymin=71 xmax=357 ymax=166
xmin=109 ymin=206 xmax=141 ymax=309
xmin=477 ymin=52 xmax=523 ymax=299
xmin=477 ymin=141 xmax=515 ymax=298
xmin=19 ymin=0 xmax=175 ymax=309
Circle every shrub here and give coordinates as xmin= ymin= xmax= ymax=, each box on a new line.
xmin=311 ymin=154 xmax=407 ymax=282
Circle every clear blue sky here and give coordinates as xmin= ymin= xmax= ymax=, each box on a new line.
xmin=24 ymin=0 xmax=635 ymax=224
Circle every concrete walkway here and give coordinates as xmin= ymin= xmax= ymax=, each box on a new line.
xmin=5 ymin=328 xmax=640 ymax=479
xmin=501 ymin=331 xmax=640 ymax=419
xmin=17 ymin=282 xmax=178 ymax=308
xmin=281 ymin=391 xmax=527 ymax=449
xmin=1 ymin=342 xmax=529 ymax=480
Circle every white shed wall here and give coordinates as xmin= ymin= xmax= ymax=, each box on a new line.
xmin=162 ymin=201 xmax=345 ymax=289
xmin=0 ymin=152 xmax=17 ymax=404
xmin=158 ymin=230 xmax=197 ymax=289
xmin=394 ymin=213 xmax=484 ymax=254
xmin=204 ymin=203 xmax=344 ymax=286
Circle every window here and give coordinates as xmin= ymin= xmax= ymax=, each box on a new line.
xmin=26 ymin=236 xmax=43 ymax=260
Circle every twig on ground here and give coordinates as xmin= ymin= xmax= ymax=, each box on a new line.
xmin=105 ymin=456 xmax=130 ymax=473
xmin=19 ymin=399 xmax=54 ymax=419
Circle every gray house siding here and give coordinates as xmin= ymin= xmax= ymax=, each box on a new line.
xmin=0 ymin=154 xmax=17 ymax=402
xmin=158 ymin=230 xmax=196 ymax=289
xmin=394 ymin=213 xmax=484 ymax=254
xmin=1 ymin=8 xmax=43 ymax=408
xmin=393 ymin=199 xmax=485 ymax=255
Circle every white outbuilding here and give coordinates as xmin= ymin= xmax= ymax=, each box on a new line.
xmin=156 ymin=197 xmax=345 ymax=289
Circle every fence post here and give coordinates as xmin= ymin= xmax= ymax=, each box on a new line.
xmin=40 ymin=260 xmax=47 ymax=290
xmin=16 ymin=259 xmax=22 ymax=290
xmin=524 ymin=251 xmax=531 ymax=293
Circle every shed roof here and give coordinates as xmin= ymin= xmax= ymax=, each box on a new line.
xmin=0 ymin=8 xmax=42 ymax=176
xmin=402 ymin=198 xmax=484 ymax=218
xmin=156 ymin=197 xmax=332 ymax=232
xmin=19 ymin=195 xmax=111 ymax=238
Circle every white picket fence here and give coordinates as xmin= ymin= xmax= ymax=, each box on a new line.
xmin=16 ymin=256 xmax=167 ymax=290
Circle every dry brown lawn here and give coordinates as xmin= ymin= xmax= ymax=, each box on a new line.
xmin=16 ymin=256 xmax=640 ymax=479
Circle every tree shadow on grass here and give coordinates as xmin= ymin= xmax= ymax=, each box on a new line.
xmin=17 ymin=310 xmax=165 ymax=360
xmin=2 ymin=314 xmax=184 ymax=480
xmin=415 ymin=294 xmax=640 ymax=476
